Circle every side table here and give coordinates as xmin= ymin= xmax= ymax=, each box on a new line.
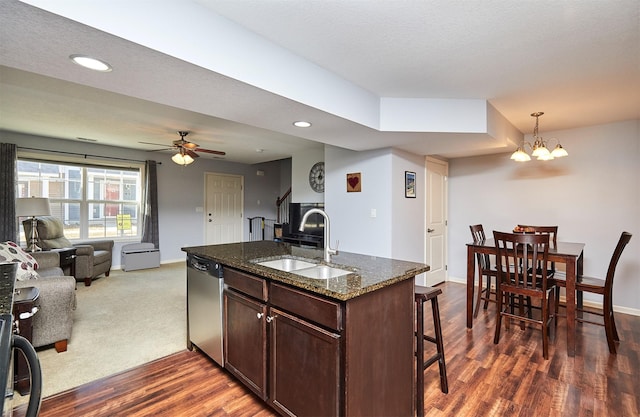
xmin=12 ymin=286 xmax=39 ymax=395
xmin=52 ymin=247 xmax=77 ymax=278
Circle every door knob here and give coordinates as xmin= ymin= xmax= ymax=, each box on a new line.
xmin=427 ymin=228 xmax=435 ymax=233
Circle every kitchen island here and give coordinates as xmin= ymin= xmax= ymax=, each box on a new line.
xmin=183 ymin=241 xmax=429 ymax=417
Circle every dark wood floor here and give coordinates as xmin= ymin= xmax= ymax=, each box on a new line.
xmin=13 ymin=282 xmax=640 ymax=417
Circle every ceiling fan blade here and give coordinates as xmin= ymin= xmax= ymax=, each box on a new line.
xmin=146 ymin=147 xmax=174 ymax=152
xmin=139 ymin=141 xmax=171 ymax=147
xmin=185 ymin=149 xmax=199 ymax=158
xmin=195 ymin=148 xmax=226 ymax=156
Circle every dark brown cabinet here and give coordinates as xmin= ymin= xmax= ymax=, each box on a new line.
xmin=269 ymin=307 xmax=340 ymax=416
xmin=223 ymin=266 xmax=414 ymax=416
xmin=224 ymin=289 xmax=267 ymax=399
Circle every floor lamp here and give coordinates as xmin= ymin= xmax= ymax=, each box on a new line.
xmin=16 ymin=197 xmax=51 ymax=252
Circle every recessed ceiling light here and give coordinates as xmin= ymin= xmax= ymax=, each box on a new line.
xmin=256 ymin=148 xmax=264 ymax=153
xmin=293 ymin=121 xmax=312 ymax=128
xmin=69 ymin=54 xmax=112 ymax=72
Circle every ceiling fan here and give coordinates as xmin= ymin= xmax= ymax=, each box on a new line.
xmin=139 ymin=131 xmax=226 ymax=165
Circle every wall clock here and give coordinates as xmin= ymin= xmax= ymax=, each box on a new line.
xmin=309 ymin=162 xmax=325 ymax=193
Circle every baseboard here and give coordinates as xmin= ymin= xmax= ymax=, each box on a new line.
xmin=111 ymin=259 xmax=184 ymax=271
xmin=161 ymin=258 xmax=186 ymax=265
xmin=447 ymin=275 xmax=640 ymax=317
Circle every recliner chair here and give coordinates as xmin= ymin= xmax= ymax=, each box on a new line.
xmin=23 ymin=216 xmax=114 ymax=286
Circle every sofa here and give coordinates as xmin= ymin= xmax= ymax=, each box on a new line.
xmin=23 ymin=216 xmax=114 ymax=286
xmin=0 ymin=243 xmax=76 ymax=353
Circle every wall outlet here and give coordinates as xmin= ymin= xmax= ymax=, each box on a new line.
xmin=370 ymin=208 xmax=377 ymax=218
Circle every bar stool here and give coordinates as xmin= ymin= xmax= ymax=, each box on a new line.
xmin=415 ymin=285 xmax=448 ymax=417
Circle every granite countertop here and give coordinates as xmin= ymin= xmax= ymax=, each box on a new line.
xmin=182 ymin=241 xmax=429 ymax=301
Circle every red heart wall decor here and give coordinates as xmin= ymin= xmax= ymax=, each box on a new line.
xmin=346 ymin=173 xmax=361 ymax=192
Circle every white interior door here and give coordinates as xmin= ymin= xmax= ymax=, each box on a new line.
xmin=205 ymin=173 xmax=244 ymax=244
xmin=425 ymin=158 xmax=448 ymax=286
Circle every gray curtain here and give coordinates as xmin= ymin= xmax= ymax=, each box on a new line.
xmin=0 ymin=143 xmax=17 ymax=242
xmin=141 ymin=160 xmax=159 ymax=248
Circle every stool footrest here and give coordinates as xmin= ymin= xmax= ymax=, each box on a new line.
xmin=423 ymin=354 xmax=442 ymax=370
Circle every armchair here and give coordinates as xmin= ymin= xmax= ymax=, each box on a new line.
xmin=14 ymin=251 xmax=77 ymax=353
xmin=23 ymin=216 xmax=114 ymax=286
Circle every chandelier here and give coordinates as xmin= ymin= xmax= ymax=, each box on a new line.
xmin=511 ymin=112 xmax=568 ymax=162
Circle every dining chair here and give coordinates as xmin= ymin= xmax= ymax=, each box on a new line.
xmin=469 ymin=225 xmax=498 ymax=317
xmin=554 ymin=232 xmax=632 ymax=354
xmin=493 ymin=231 xmax=557 ymax=360
xmin=517 ymin=225 xmax=558 ymax=277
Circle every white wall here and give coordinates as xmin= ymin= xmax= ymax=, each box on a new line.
xmin=391 ymin=149 xmax=426 ymax=264
xmin=325 ymin=146 xmax=393 ymax=256
xmin=291 ymin=148 xmax=324 ymax=203
xmin=448 ymin=120 xmax=640 ymax=313
xmin=163 ymin=158 xmax=283 ymax=260
xmin=324 ymin=145 xmax=426 ymax=265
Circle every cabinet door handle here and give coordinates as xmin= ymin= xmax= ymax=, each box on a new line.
xmin=256 ymin=313 xmax=264 ymax=319
xmin=266 ymin=316 xmax=274 ymax=323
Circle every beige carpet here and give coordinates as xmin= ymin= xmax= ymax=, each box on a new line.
xmin=14 ymin=262 xmax=186 ymax=406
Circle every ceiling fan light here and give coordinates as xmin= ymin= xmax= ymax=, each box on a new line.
xmin=171 ymin=152 xmax=185 ymax=165
xmin=172 ymin=151 xmax=194 ymax=166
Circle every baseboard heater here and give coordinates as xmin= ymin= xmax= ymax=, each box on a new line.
xmin=121 ymin=243 xmax=160 ymax=272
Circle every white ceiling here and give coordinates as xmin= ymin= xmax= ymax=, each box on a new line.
xmin=1 ymin=0 xmax=638 ymax=164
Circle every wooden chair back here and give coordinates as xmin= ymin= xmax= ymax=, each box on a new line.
xmin=469 ymin=224 xmax=491 ymax=270
xmin=517 ymin=225 xmax=558 ymax=273
xmin=603 ymin=232 xmax=633 ymax=295
xmin=516 ymin=225 xmax=558 ymax=246
xmin=493 ymin=231 xmax=551 ymax=293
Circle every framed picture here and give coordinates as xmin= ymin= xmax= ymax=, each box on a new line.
xmin=346 ymin=172 xmax=361 ymax=192
xmin=405 ymin=171 xmax=416 ymax=198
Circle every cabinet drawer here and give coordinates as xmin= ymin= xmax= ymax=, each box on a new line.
xmin=225 ymin=268 xmax=268 ymax=301
xmin=270 ymin=283 xmax=342 ymax=331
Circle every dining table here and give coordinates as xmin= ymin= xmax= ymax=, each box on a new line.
xmin=466 ymin=238 xmax=585 ymax=357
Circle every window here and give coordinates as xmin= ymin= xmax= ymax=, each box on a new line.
xmin=17 ymin=159 xmax=143 ymax=243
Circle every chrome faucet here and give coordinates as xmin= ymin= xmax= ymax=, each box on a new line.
xmin=299 ymin=208 xmax=337 ymax=263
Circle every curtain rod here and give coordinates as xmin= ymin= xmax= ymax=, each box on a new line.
xmin=17 ymin=146 xmax=162 ymax=164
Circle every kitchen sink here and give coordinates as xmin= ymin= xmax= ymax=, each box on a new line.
xmin=254 ymin=257 xmax=354 ymax=280
xmin=255 ymin=257 xmax=317 ymax=272
xmin=291 ymin=265 xmax=353 ymax=279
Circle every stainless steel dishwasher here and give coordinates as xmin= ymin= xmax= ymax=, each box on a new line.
xmin=186 ymin=254 xmax=224 ymax=366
